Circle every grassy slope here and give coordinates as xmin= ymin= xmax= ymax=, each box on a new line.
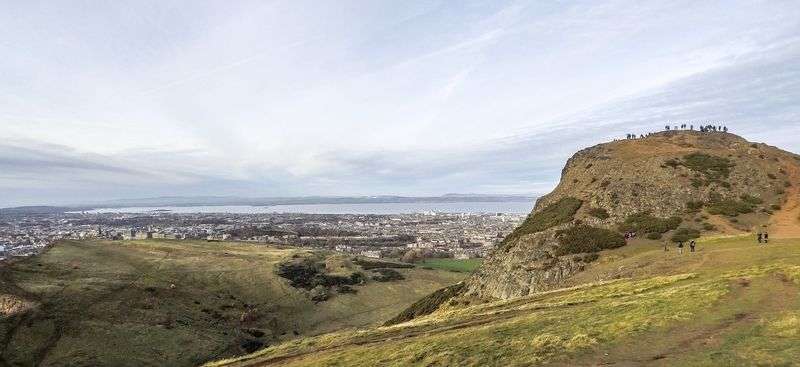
xmin=418 ymin=258 xmax=483 ymax=273
xmin=210 ymin=235 xmax=800 ymax=367
xmin=0 ymin=240 xmax=464 ymax=367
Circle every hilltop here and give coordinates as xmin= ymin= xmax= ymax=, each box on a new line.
xmin=465 ymin=131 xmax=800 ymax=300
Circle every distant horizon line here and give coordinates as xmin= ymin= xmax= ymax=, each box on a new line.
xmin=1 ymin=193 xmax=541 ymax=211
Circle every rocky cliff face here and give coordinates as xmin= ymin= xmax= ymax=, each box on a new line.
xmin=465 ymin=131 xmax=800 ymax=300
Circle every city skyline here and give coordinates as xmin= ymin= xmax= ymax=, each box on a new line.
xmin=3 ymin=1 xmax=800 ymax=206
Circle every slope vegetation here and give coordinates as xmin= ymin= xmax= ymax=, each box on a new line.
xmin=208 ymin=235 xmax=800 ymax=366
xmin=0 ymin=240 xmax=464 ymax=366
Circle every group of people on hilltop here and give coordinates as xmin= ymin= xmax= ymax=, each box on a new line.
xmin=665 ymin=123 xmax=728 ymax=132
xmin=622 ymin=123 xmax=730 ymax=140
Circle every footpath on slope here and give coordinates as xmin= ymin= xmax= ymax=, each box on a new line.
xmin=770 ymin=161 xmax=800 ymax=239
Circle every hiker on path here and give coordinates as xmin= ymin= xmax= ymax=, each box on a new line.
xmin=764 ymin=232 xmax=769 ymax=244
xmin=677 ymin=241 xmax=684 ymax=254
xmin=664 ymin=241 xmax=669 ymax=252
xmin=757 ymin=232 xmax=763 ymax=244
xmin=690 ymin=240 xmax=696 ymax=253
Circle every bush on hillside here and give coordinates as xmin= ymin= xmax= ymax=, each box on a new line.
xmin=739 ymin=194 xmax=763 ymax=205
xmin=771 ymin=204 xmax=782 ymax=211
xmin=686 ymin=201 xmax=704 ymax=213
xmin=670 ymin=228 xmax=701 ymax=243
xmin=682 ymin=153 xmax=735 ymax=180
xmin=706 ymin=199 xmax=754 ymax=217
xmin=554 ymin=225 xmax=626 ymax=256
xmin=371 ymin=268 xmax=405 ymax=282
xmin=504 ymin=197 xmax=583 ymax=243
xmin=702 ymin=222 xmax=717 ymax=231
xmin=618 ymin=213 xmax=682 ymax=234
xmin=588 ymin=207 xmax=610 ymax=220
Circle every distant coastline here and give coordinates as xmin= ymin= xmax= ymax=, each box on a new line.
xmin=1 ymin=194 xmax=537 ymax=215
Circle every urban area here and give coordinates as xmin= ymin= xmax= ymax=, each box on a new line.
xmin=0 ymin=210 xmax=525 ymax=262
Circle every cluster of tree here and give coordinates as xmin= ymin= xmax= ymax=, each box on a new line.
xmin=401 ymin=248 xmax=452 ymax=263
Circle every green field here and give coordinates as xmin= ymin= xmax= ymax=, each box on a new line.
xmin=210 ymin=235 xmax=800 ymax=367
xmin=419 ymin=258 xmax=482 ymax=273
xmin=0 ymin=240 xmax=465 ymax=367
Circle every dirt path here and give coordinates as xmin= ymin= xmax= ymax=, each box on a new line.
xmin=770 ymin=161 xmax=800 ymax=239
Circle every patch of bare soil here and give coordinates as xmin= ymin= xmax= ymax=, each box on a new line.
xmin=770 ymin=162 xmax=800 ymax=239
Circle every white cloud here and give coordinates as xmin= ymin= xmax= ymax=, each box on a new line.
xmin=0 ymin=0 xmax=798 ymax=206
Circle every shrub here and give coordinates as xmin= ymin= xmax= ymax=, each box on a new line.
xmin=671 ymin=228 xmax=701 ymax=243
xmin=646 ymin=232 xmax=663 ymax=240
xmin=771 ymin=204 xmax=782 ymax=211
xmin=706 ymin=199 xmax=754 ymax=216
xmin=588 ymin=207 xmax=610 ymax=220
xmin=786 ymin=181 xmax=793 ymax=188
xmin=702 ymin=222 xmax=717 ymax=231
xmin=555 ymin=225 xmax=626 ymax=256
xmin=740 ymin=194 xmax=763 ymax=205
xmin=682 ymin=153 xmax=734 ymax=180
xmin=371 ymin=268 xmax=405 ymax=282
xmin=618 ymin=213 xmax=682 ymax=234
xmin=686 ymin=201 xmax=704 ymax=212
xmin=505 ymin=197 xmax=583 ymax=243
xmin=581 ymin=253 xmax=600 ymax=263
xmin=768 ymin=173 xmax=777 ymax=180
xmin=664 ymin=158 xmax=681 ymax=169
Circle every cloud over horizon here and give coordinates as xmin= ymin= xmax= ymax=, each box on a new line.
xmin=2 ymin=1 xmax=799 ymax=207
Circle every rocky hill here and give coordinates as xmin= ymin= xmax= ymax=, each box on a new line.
xmin=464 ymin=131 xmax=800 ymax=300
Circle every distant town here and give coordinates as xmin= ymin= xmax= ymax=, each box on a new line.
xmin=0 ymin=210 xmax=526 ymax=262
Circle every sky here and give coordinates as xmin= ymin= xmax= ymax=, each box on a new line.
xmin=2 ymin=0 xmax=800 ymax=207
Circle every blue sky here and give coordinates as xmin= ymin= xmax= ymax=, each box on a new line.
xmin=2 ymin=0 xmax=799 ymax=206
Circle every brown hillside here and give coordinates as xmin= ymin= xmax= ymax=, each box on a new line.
xmin=464 ymin=131 xmax=800 ymax=300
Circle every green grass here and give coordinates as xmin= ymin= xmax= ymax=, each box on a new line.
xmin=208 ymin=235 xmax=800 ymax=367
xmin=0 ymin=240 xmax=465 ymax=366
xmin=418 ymin=258 xmax=483 ymax=273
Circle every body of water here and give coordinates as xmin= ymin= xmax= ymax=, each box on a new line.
xmin=79 ymin=201 xmax=534 ymax=215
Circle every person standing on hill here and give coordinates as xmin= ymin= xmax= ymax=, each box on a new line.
xmin=764 ymin=232 xmax=769 ymax=244
xmin=690 ymin=240 xmax=696 ymax=253
xmin=757 ymin=232 xmax=763 ymax=244
xmin=677 ymin=241 xmax=684 ymax=254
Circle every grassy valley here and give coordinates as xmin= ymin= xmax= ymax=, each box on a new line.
xmin=0 ymin=240 xmax=465 ymax=366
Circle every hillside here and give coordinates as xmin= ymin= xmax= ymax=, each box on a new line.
xmin=0 ymin=240 xmax=464 ymax=366
xmin=466 ymin=131 xmax=800 ymax=300
xmin=207 ymin=235 xmax=800 ymax=366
